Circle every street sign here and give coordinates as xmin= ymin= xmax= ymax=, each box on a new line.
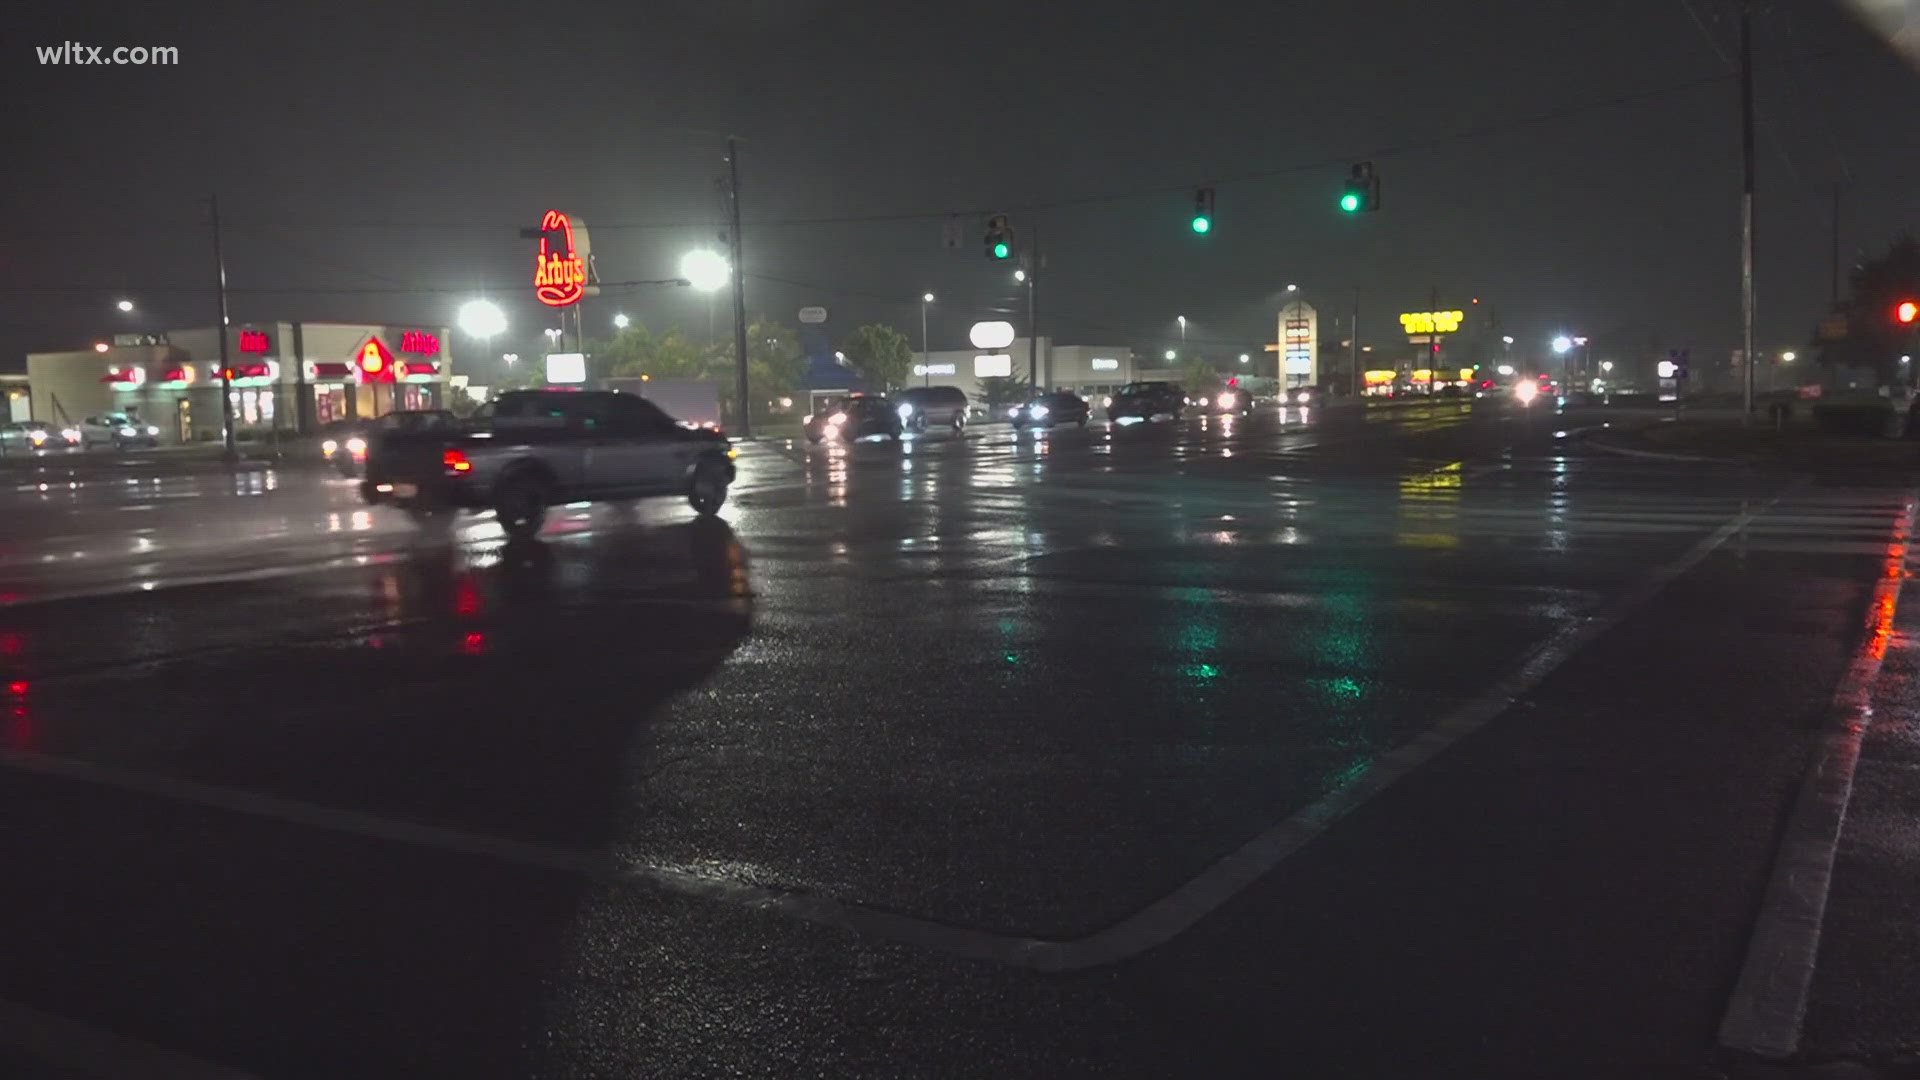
xmin=798 ymin=306 xmax=828 ymax=324
xmin=974 ymin=354 xmax=1013 ymax=378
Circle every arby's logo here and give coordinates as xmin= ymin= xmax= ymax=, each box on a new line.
xmin=533 ymin=209 xmax=586 ymax=307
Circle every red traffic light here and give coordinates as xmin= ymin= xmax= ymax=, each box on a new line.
xmin=1898 ymin=300 xmax=1919 ymax=325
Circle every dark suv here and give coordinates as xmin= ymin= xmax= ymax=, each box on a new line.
xmin=1109 ymin=381 xmax=1185 ymax=423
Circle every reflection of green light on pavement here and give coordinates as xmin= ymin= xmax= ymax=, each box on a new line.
xmin=1183 ymin=663 xmax=1219 ymax=680
xmin=1004 ymin=652 xmax=1021 ymax=665
xmin=1326 ymin=757 xmax=1371 ymax=788
xmin=1178 ymin=623 xmax=1218 ymax=653
xmin=1327 ymin=676 xmax=1362 ymax=700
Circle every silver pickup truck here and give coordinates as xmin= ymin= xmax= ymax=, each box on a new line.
xmin=360 ymin=389 xmax=737 ymax=537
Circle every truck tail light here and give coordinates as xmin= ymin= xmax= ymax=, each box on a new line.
xmin=442 ymin=448 xmax=472 ymax=473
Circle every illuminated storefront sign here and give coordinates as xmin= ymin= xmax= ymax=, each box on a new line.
xmin=356 ymin=337 xmax=395 ymax=383
xmin=238 ymin=330 xmax=271 ymax=354
xmin=533 ymin=209 xmax=587 ymax=307
xmin=911 ymin=363 xmax=957 ymax=377
xmin=1398 ymin=310 xmax=1464 ymax=335
xmin=974 ymin=354 xmax=1013 ymax=378
xmin=400 ymin=330 xmax=441 ymax=355
xmin=1090 ymin=357 xmax=1120 ymax=371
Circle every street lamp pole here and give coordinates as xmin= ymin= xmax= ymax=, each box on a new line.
xmin=921 ymin=292 xmax=933 ymax=386
xmin=725 ymin=136 xmax=752 ymax=438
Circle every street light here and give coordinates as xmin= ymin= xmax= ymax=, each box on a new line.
xmin=116 ymin=299 xmax=134 ymax=313
xmin=1502 ymin=335 xmax=1514 ymax=345
xmin=613 ymin=313 xmax=630 ymax=329
xmin=1177 ymin=315 xmax=1186 ymax=344
xmin=680 ymin=249 xmax=730 ymax=292
xmin=502 ymin=353 xmax=518 ymax=366
xmin=1286 ymin=284 xmax=1299 ymax=293
xmin=1164 ymin=349 xmax=1176 ymax=361
xmin=1600 ymin=361 xmax=1614 ymax=372
xmin=1551 ymin=335 xmax=1573 ymax=355
xmin=1238 ymin=353 xmax=1249 ymax=364
xmin=457 ymin=298 xmax=508 ymax=340
xmin=1781 ymin=351 xmax=1796 ymax=363
xmin=1013 ymin=268 xmax=1027 ymax=283
xmin=544 ymin=328 xmax=563 ymax=345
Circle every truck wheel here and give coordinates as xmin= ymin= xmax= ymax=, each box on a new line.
xmin=495 ymin=475 xmax=550 ymax=538
xmin=688 ymin=460 xmax=729 ymax=516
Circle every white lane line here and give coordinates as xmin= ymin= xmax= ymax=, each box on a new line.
xmin=0 ymin=996 xmax=258 ymax=1080
xmin=0 ymin=495 xmax=1778 ymax=973
xmin=1716 ymin=497 xmax=1917 ymax=1059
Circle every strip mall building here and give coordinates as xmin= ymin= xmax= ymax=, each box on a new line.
xmin=24 ymin=322 xmax=453 ymax=443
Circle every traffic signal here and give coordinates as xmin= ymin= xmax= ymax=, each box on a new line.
xmin=1340 ymin=162 xmax=1380 ymax=214
xmin=1897 ymin=300 xmax=1918 ymax=325
xmin=985 ymin=214 xmax=1012 ymax=260
xmin=1191 ymin=187 xmax=1214 ymax=234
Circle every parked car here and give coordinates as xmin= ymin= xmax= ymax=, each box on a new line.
xmin=1009 ymin=390 xmax=1091 ymax=429
xmin=895 ymin=385 xmax=970 ymax=434
xmin=75 ymin=413 xmax=159 ymax=449
xmin=322 ymin=409 xmax=457 ymax=477
xmin=1109 ymin=381 xmax=1185 ymax=423
xmin=0 ymin=421 xmax=78 ymax=454
xmin=803 ymin=394 xmax=904 ymax=444
xmin=362 ymin=389 xmax=735 ymax=537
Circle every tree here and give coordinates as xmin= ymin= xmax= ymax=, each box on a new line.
xmin=841 ymin=324 xmax=915 ymax=391
xmin=976 ymin=375 xmax=1027 ymax=410
xmin=1181 ymin=356 xmax=1223 ymax=395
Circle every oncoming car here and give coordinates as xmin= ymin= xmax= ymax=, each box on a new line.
xmin=1009 ymin=390 xmax=1091 ymax=429
xmin=76 ymin=413 xmax=159 ymax=449
xmin=804 ymin=395 xmax=904 ymax=443
xmin=1108 ymin=381 xmax=1185 ymax=424
xmin=321 ymin=409 xmax=457 ymax=477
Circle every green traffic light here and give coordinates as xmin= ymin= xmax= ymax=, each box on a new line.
xmin=1191 ymin=216 xmax=1211 ymax=234
xmin=1339 ymin=192 xmax=1362 ymax=213
xmin=992 ymin=241 xmax=1010 ymax=259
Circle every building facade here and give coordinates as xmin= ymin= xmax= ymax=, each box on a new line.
xmin=25 ymin=321 xmax=453 ymax=443
xmin=910 ymin=339 xmax=1138 ymax=402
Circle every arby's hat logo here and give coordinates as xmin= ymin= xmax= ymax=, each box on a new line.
xmin=533 ymin=209 xmax=587 ymax=308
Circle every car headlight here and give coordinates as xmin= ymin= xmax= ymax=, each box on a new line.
xmin=828 ymin=412 xmax=846 ymax=425
xmin=1296 ymin=392 xmax=1310 ymax=404
xmin=321 ymin=439 xmax=339 ymax=454
xmin=118 ymin=426 xmax=137 ymax=437
xmin=146 ymin=425 xmax=159 ymax=436
xmin=1515 ymin=382 xmax=1539 ymax=403
xmin=62 ymin=428 xmax=80 ymax=441
xmin=897 ymin=403 xmax=914 ymax=420
xmin=1218 ymin=393 xmax=1237 ymax=409
xmin=1102 ymin=396 xmax=1112 ymax=408
xmin=1030 ymin=404 xmax=1049 ymax=418
xmin=28 ymin=430 xmax=46 ymax=444
xmin=345 ymin=436 xmax=367 ymax=457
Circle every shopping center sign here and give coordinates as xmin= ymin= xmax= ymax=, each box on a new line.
xmin=1398 ymin=310 xmax=1465 ymax=335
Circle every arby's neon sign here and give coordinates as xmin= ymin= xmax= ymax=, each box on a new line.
xmin=533 ymin=209 xmax=587 ymax=307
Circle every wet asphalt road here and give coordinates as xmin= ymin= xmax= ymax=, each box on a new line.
xmin=0 ymin=401 xmax=1914 ymax=1078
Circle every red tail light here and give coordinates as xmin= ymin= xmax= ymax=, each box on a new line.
xmin=442 ymin=448 xmax=472 ymax=473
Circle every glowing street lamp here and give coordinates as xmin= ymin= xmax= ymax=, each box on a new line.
xmin=457 ymin=298 xmax=507 ymax=340
xmin=1552 ymin=335 xmax=1573 ymax=355
xmin=680 ymin=249 xmax=731 ymax=292
xmin=1014 ymin=268 xmax=1027 ymax=283
xmin=1781 ymin=351 xmax=1796 ymax=363
xmin=1600 ymin=361 xmax=1614 ymax=373
xmin=1164 ymin=349 xmax=1176 ymax=361
xmin=116 ymin=299 xmax=134 ymax=313
xmin=502 ymin=353 xmax=519 ymax=366
xmin=1239 ymin=353 xmax=1250 ymax=364
xmin=613 ymin=313 xmax=630 ymax=329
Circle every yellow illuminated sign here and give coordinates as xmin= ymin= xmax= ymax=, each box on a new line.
xmin=1398 ymin=310 xmax=1465 ymax=335
xmin=1363 ymin=369 xmax=1398 ymax=385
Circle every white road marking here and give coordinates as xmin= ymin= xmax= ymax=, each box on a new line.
xmin=0 ymin=495 xmax=1776 ymax=972
xmin=1716 ymin=498 xmax=1917 ymax=1059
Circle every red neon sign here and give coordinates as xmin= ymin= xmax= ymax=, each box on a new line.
xmin=400 ymin=330 xmax=441 ymax=355
xmin=356 ymin=337 xmax=395 ymax=383
xmin=533 ymin=209 xmax=586 ymax=308
xmin=238 ymin=330 xmax=271 ymax=354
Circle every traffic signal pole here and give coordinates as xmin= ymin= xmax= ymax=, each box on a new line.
xmin=1740 ymin=0 xmax=1757 ymax=424
xmin=726 ymin=137 xmax=752 ymax=438
xmin=210 ymin=194 xmax=235 ymax=461
xmin=1027 ymin=225 xmax=1041 ymax=392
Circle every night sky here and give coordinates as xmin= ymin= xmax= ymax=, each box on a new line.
xmin=5 ymin=0 xmax=1918 ymax=383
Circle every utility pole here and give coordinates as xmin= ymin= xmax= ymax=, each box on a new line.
xmin=725 ymin=137 xmax=752 ymax=438
xmin=1350 ymin=287 xmax=1361 ymax=399
xmin=210 ymin=195 xmax=235 ymax=460
xmin=1830 ymin=181 xmax=1842 ymax=308
xmin=1740 ymin=0 xmax=1757 ymax=423
xmin=1027 ymin=225 xmax=1041 ymax=392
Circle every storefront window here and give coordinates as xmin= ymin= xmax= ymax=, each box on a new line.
xmin=240 ymin=390 xmax=259 ymax=425
xmin=260 ymin=390 xmax=274 ymax=423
